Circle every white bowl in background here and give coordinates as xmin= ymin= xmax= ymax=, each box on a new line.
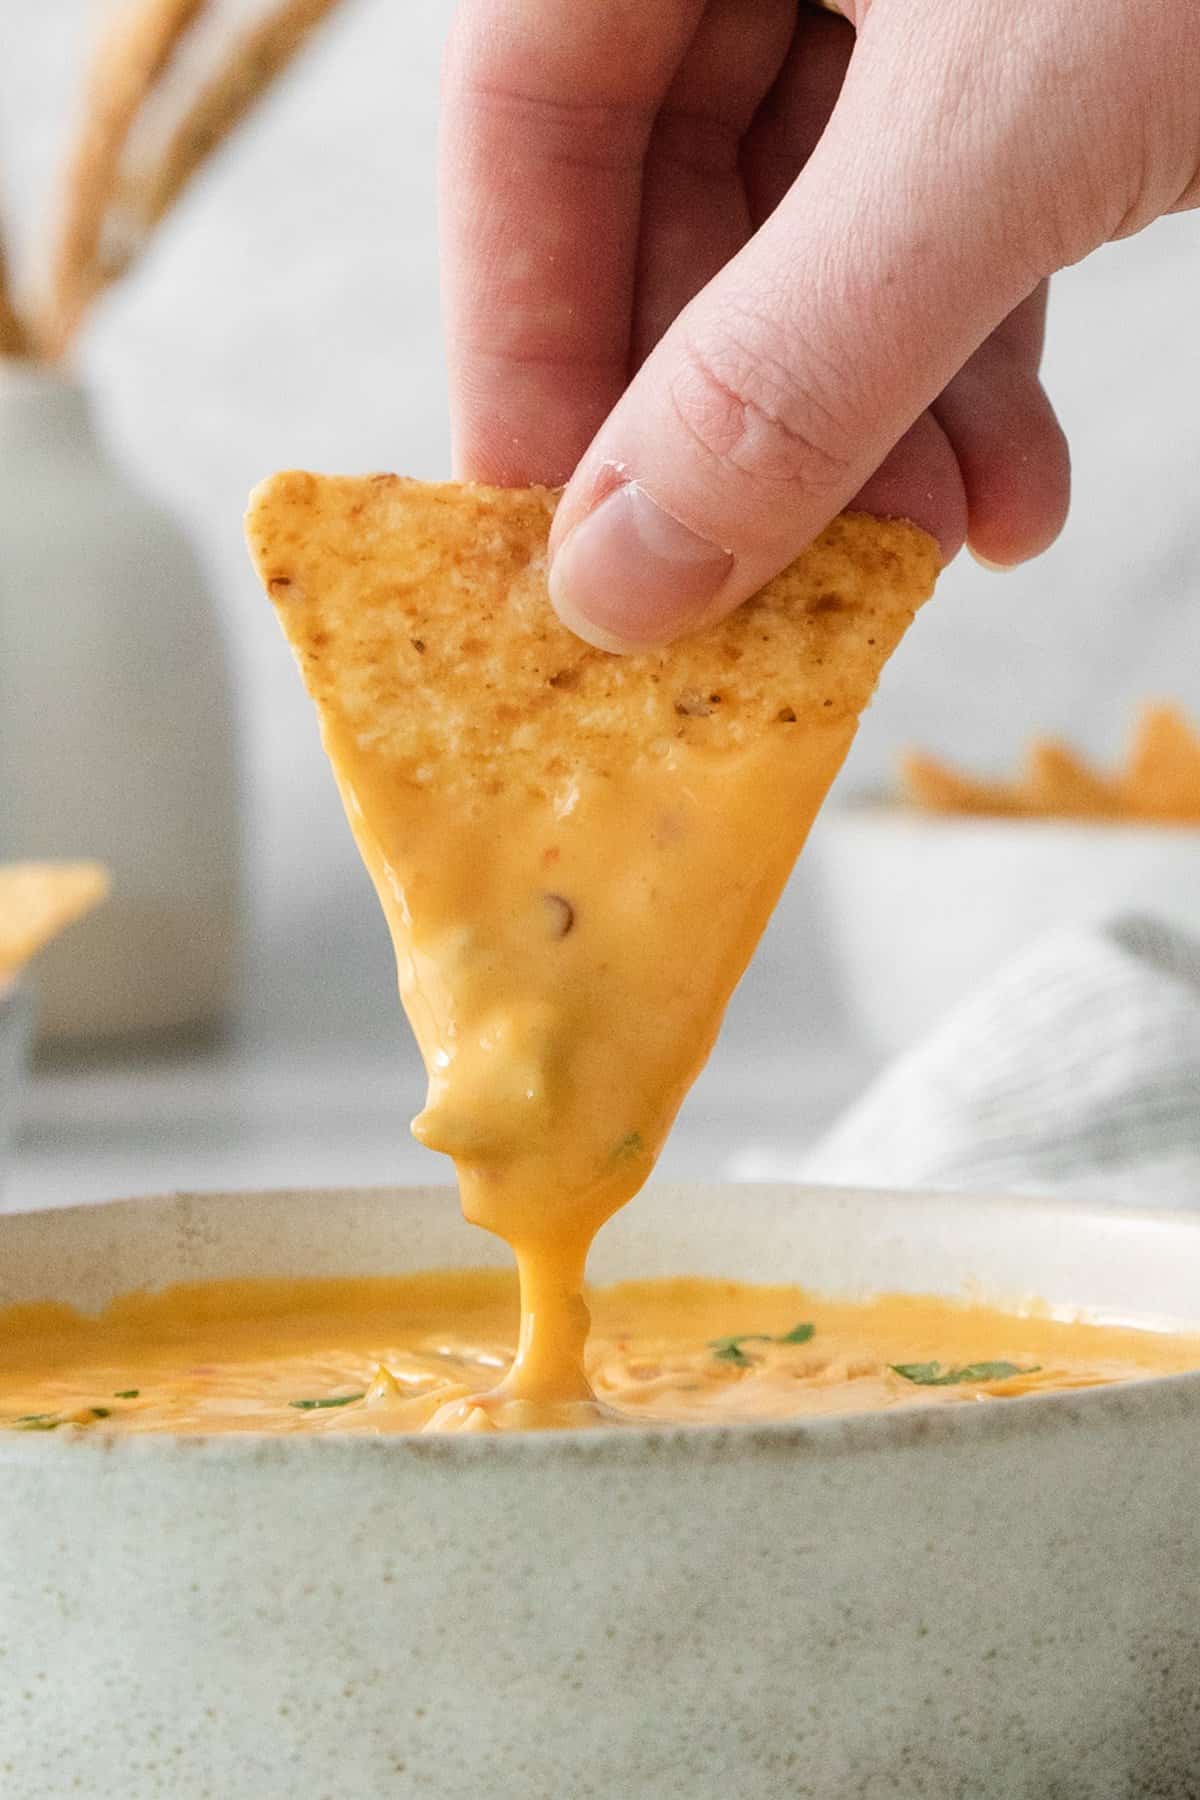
xmin=808 ymin=804 xmax=1200 ymax=1055
xmin=2 ymin=1181 xmax=1199 ymax=1799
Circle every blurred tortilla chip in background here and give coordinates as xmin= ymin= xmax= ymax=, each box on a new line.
xmin=901 ymin=702 xmax=1200 ymax=823
xmin=1122 ymin=704 xmax=1200 ymax=821
xmin=0 ymin=862 xmax=111 ymax=984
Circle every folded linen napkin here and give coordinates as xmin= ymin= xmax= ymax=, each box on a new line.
xmin=730 ymin=916 xmax=1200 ymax=1208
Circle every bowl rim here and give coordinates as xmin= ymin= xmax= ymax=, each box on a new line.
xmin=2 ymin=1181 xmax=1198 ymax=1464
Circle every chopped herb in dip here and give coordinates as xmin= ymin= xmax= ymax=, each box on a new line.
xmin=891 ymin=1360 xmax=1039 ymax=1387
xmin=708 ymin=1322 xmax=815 ymax=1367
xmin=288 ymin=1393 xmax=365 ymax=1411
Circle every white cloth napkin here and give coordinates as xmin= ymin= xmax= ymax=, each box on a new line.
xmin=730 ymin=915 xmax=1200 ymax=1208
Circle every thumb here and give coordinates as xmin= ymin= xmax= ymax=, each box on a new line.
xmin=547 ymin=5 xmax=1063 ymax=650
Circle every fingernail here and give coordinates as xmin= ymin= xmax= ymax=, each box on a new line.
xmin=969 ymin=548 xmax=1015 ymax=573
xmin=549 ymin=482 xmax=732 ymax=652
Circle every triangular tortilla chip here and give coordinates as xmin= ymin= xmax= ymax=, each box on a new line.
xmin=0 ymin=862 xmax=110 ymax=980
xmin=1023 ymin=740 xmax=1121 ymax=819
xmin=899 ymin=751 xmax=1027 ymax=817
xmin=246 ymin=473 xmax=936 ymax=1398
xmin=1122 ymin=703 xmax=1200 ymax=822
xmin=903 ymin=704 xmax=1200 ymax=826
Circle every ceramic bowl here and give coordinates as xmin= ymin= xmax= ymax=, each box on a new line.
xmin=2 ymin=1181 xmax=1199 ymax=1800
xmin=808 ymin=804 xmax=1200 ymax=1053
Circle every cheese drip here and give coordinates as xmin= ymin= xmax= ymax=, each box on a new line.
xmin=245 ymin=477 xmax=942 ymax=1430
xmin=333 ymin=723 xmax=854 ymax=1427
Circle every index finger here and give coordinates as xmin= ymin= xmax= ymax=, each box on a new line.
xmin=439 ymin=0 xmax=703 ymax=485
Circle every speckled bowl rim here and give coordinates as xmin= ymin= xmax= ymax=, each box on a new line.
xmin=2 ymin=1182 xmax=1198 ymax=1464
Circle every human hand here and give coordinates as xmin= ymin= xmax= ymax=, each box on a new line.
xmin=440 ymin=1 xmax=1200 ymax=649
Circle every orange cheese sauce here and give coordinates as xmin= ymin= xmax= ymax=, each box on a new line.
xmin=332 ymin=719 xmax=855 ymax=1425
xmin=2 ymin=1273 xmax=1197 ymax=1437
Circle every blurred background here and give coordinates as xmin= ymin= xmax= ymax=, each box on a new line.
xmin=1 ymin=0 xmax=1197 ymax=1209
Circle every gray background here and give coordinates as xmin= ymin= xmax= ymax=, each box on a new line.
xmin=2 ymin=0 xmax=1198 ymax=1062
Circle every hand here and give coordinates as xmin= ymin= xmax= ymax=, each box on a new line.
xmin=440 ymin=1 xmax=1200 ymax=649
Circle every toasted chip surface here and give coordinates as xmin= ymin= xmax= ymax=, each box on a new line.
xmin=0 ymin=863 xmax=110 ymax=977
xmin=246 ymin=473 xmax=938 ymax=794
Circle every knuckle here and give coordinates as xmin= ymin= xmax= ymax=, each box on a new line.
xmin=668 ymin=325 xmax=856 ymax=496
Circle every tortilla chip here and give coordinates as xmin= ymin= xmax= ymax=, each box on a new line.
xmin=245 ymin=474 xmax=938 ymax=798
xmin=1022 ymin=740 xmax=1121 ymax=819
xmin=1121 ymin=703 xmax=1200 ymax=822
xmin=0 ymin=862 xmax=110 ymax=978
xmin=898 ymin=751 xmax=1027 ymax=817
xmin=903 ymin=702 xmax=1200 ymax=824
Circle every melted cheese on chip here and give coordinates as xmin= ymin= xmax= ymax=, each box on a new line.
xmin=245 ymin=478 xmax=938 ymax=1428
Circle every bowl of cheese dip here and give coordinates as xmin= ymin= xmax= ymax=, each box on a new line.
xmin=2 ymin=1180 xmax=1199 ymax=1800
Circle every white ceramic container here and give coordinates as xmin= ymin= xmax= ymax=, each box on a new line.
xmin=0 ymin=978 xmax=32 ymax=1191
xmin=1 ymin=1181 xmax=1198 ymax=1800
xmin=0 ymin=361 xmax=240 ymax=1045
xmin=808 ymin=803 xmax=1200 ymax=1054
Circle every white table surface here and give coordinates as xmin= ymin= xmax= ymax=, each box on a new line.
xmin=6 ymin=1034 xmax=867 ymax=1217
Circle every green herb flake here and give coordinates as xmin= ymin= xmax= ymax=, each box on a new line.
xmin=708 ymin=1336 xmax=759 ymax=1367
xmin=90 ymin=1407 xmax=112 ymax=1420
xmin=612 ymin=1131 xmax=643 ymax=1161
xmin=113 ymin=1389 xmax=140 ymax=1399
xmin=890 ymin=1360 xmax=1040 ymax=1387
xmin=708 ymin=1322 xmax=816 ymax=1367
xmin=288 ymin=1393 xmax=365 ymax=1411
xmin=14 ymin=1414 xmax=61 ymax=1431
